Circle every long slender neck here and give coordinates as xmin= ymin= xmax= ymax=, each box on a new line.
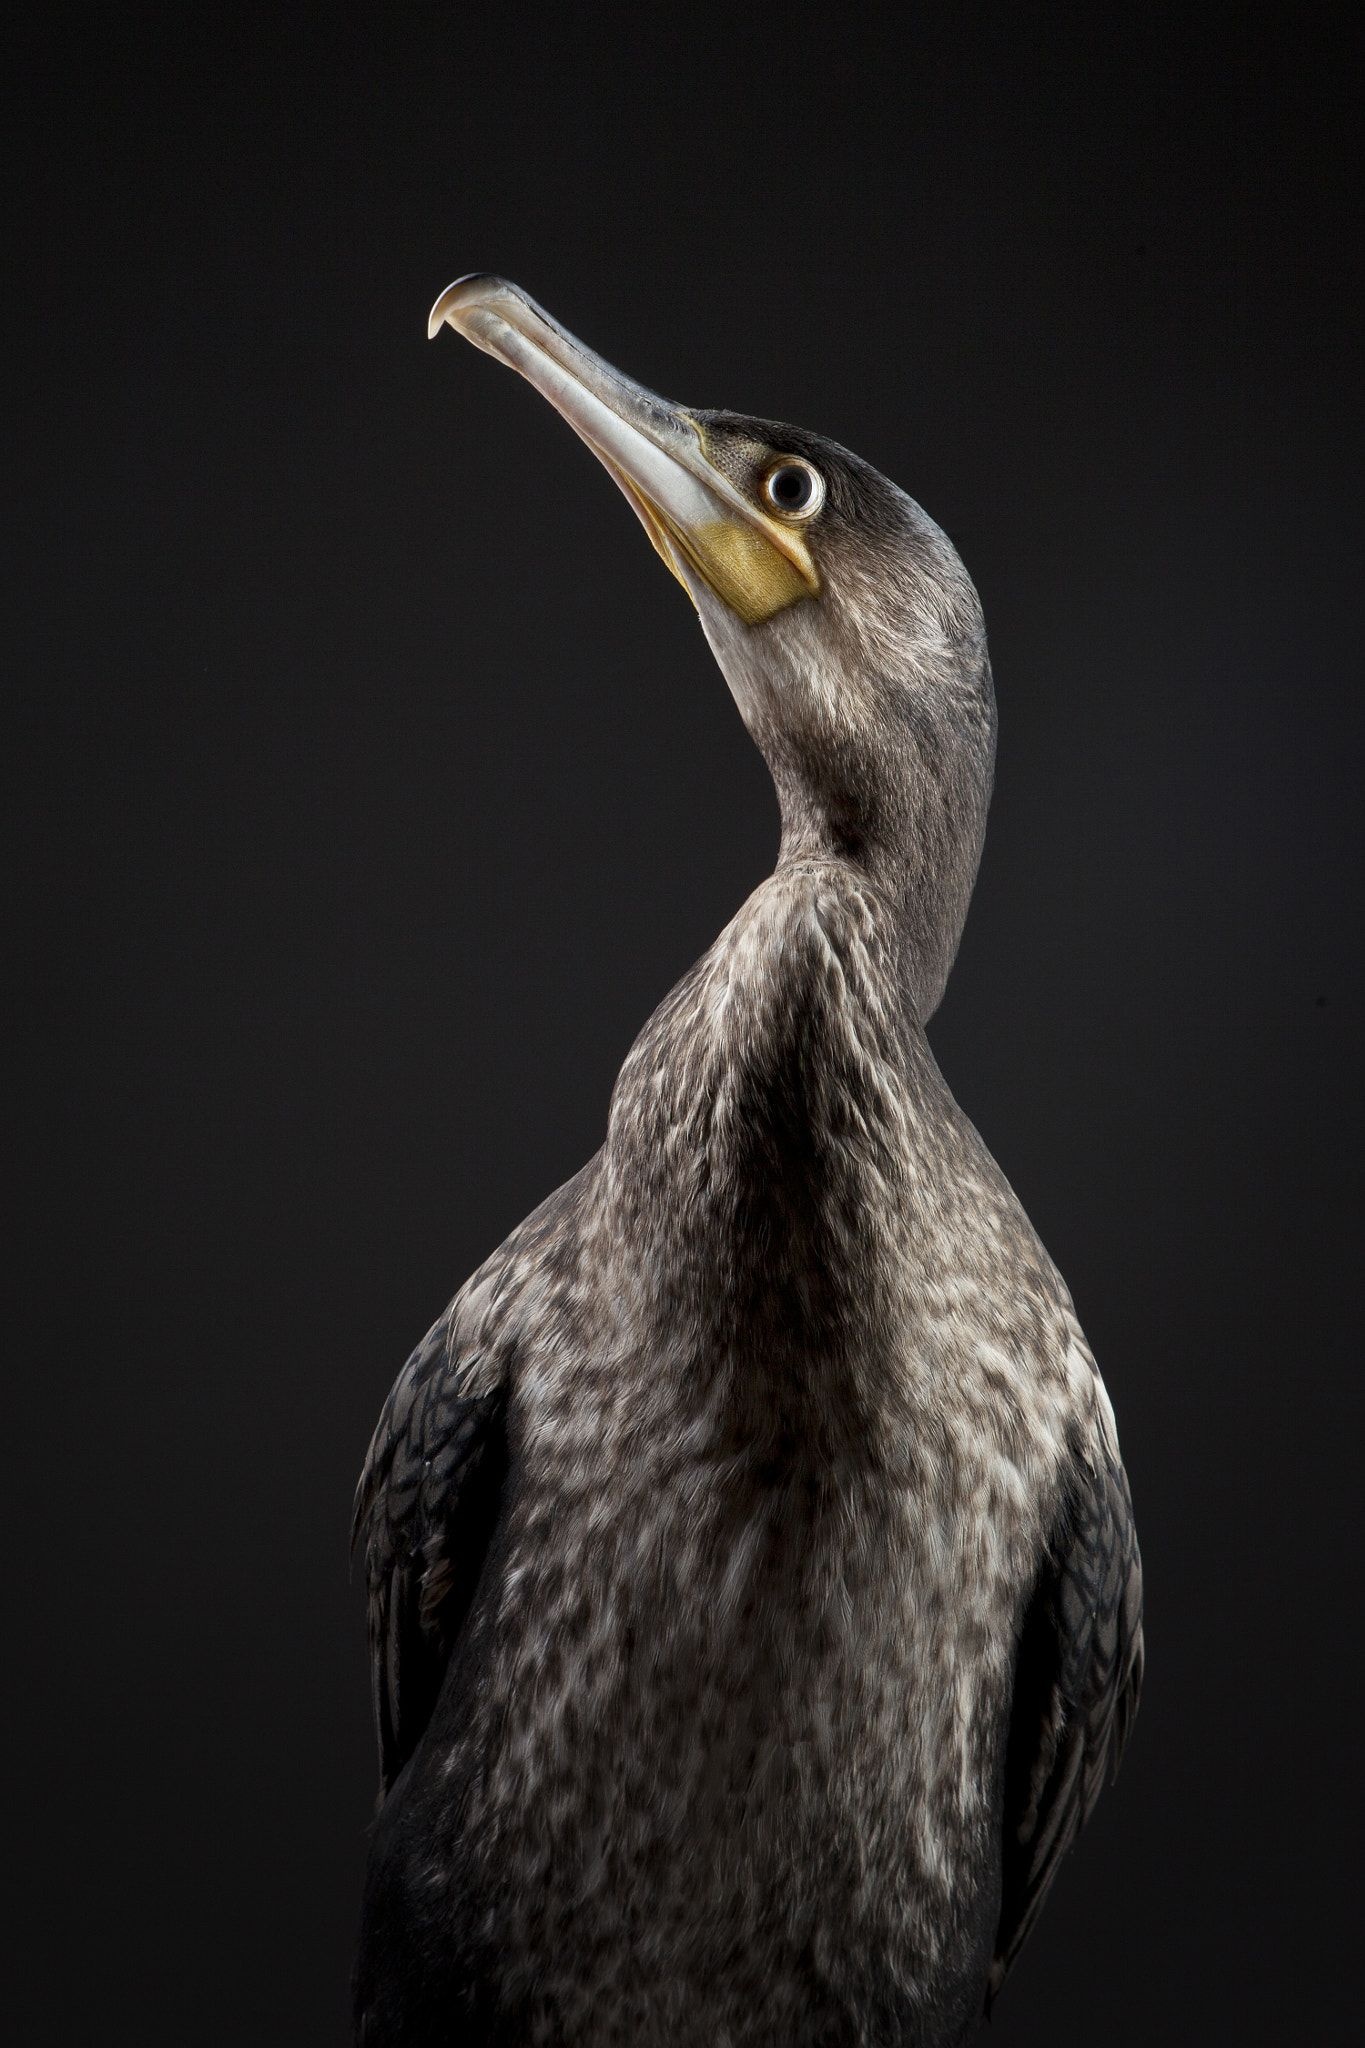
xmin=607 ymin=857 xmax=914 ymax=1169
xmin=698 ymin=583 xmax=996 ymax=1026
xmin=767 ymin=721 xmax=992 ymax=1027
xmin=601 ymin=862 xmax=936 ymax=1428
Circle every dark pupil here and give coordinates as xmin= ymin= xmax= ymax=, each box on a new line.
xmin=770 ymin=465 xmax=811 ymax=507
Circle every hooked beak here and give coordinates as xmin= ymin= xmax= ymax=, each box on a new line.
xmin=428 ymin=275 xmax=819 ymax=627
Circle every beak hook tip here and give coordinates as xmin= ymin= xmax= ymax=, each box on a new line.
xmin=428 ymin=273 xmax=508 ymax=341
xmin=427 ymin=286 xmax=456 ymax=341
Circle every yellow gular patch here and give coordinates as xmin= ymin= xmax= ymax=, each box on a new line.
xmin=662 ymin=514 xmax=819 ymax=627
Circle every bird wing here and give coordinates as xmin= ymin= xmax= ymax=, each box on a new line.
xmin=352 ymin=1302 xmax=508 ymax=1800
xmin=352 ymin=1167 xmax=593 ymax=1800
xmin=988 ymin=1381 xmax=1144 ymax=2005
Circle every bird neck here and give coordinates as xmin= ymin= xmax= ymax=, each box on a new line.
xmin=773 ymin=770 xmax=986 ymax=1024
xmin=602 ymin=862 xmax=940 ymax=1421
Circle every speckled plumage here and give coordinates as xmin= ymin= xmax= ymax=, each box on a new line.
xmin=354 ymin=299 xmax=1142 ymax=2046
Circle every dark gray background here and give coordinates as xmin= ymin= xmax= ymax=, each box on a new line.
xmin=10 ymin=7 xmax=1360 ymax=2043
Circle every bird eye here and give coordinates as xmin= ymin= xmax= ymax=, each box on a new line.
xmin=761 ymin=460 xmax=825 ymax=521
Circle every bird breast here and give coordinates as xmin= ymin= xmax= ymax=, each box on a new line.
xmin=426 ymin=864 xmax=1091 ymax=2020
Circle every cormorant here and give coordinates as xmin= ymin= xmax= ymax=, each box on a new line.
xmin=354 ymin=276 xmax=1143 ymax=2047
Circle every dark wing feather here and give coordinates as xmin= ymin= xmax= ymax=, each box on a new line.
xmin=353 ymin=1310 xmax=507 ymax=1800
xmin=989 ymin=1408 xmax=1144 ymax=2004
xmin=353 ymin=1167 xmax=593 ymax=1802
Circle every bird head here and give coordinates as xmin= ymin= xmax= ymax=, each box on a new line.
xmin=429 ymin=276 xmax=996 ymax=1016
